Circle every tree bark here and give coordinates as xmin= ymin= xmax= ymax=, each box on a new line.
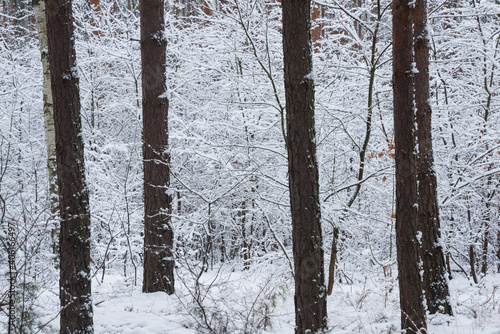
xmin=282 ymin=1 xmax=327 ymax=332
xmin=311 ymin=2 xmax=324 ymax=49
xmin=140 ymin=0 xmax=174 ymax=294
xmin=469 ymin=244 xmax=478 ymax=284
xmin=45 ymin=0 xmax=94 ymax=331
xmin=33 ymin=0 xmax=59 ymax=258
xmin=392 ymin=0 xmax=426 ymax=331
xmin=413 ymin=0 xmax=453 ymax=316
xmin=7 ymin=216 xmax=15 ymax=334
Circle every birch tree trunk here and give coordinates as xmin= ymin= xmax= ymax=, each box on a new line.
xmin=7 ymin=215 xmax=15 ymax=334
xmin=33 ymin=0 xmax=59 ymax=257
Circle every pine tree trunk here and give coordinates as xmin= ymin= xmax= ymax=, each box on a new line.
xmin=33 ymin=0 xmax=59 ymax=258
xmin=140 ymin=0 xmax=174 ymax=294
xmin=392 ymin=0 xmax=426 ymax=331
xmin=45 ymin=0 xmax=94 ymax=331
xmin=282 ymin=0 xmax=327 ymax=332
xmin=413 ymin=0 xmax=453 ymax=316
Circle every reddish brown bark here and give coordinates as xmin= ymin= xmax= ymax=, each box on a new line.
xmin=2 ymin=0 xmax=7 ymax=39
xmin=311 ymin=2 xmax=324 ymax=50
xmin=353 ymin=0 xmax=364 ymax=38
xmin=282 ymin=0 xmax=327 ymax=332
xmin=140 ymin=0 xmax=174 ymax=294
xmin=45 ymin=0 xmax=94 ymax=331
xmin=392 ymin=0 xmax=426 ymax=331
xmin=90 ymin=0 xmax=102 ymax=37
xmin=414 ymin=0 xmax=452 ymax=316
xmin=202 ymin=0 xmax=211 ymax=25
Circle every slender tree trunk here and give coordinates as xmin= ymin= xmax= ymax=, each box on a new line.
xmin=327 ymin=0 xmax=385 ymax=293
xmin=140 ymin=0 xmax=174 ymax=294
xmin=45 ymin=0 xmax=94 ymax=331
xmin=469 ymin=244 xmax=478 ymax=284
xmin=33 ymin=0 xmax=59 ymax=258
xmin=240 ymin=201 xmax=251 ymax=270
xmin=496 ymin=229 xmax=500 ymax=273
xmin=413 ymin=0 xmax=453 ymax=316
xmin=327 ymin=227 xmax=339 ymax=295
xmin=7 ymin=217 xmax=15 ymax=334
xmin=392 ymin=0 xmax=426 ymax=331
xmin=282 ymin=1 xmax=327 ymax=332
xmin=481 ymin=207 xmax=489 ymax=276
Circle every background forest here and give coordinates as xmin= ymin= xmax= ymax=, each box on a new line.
xmin=1 ymin=0 xmax=500 ymax=332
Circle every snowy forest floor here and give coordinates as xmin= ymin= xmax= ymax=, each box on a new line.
xmin=27 ymin=261 xmax=500 ymax=334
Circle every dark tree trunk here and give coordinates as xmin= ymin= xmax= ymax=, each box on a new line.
xmin=469 ymin=244 xmax=478 ymax=284
xmin=392 ymin=0 xmax=426 ymax=332
xmin=140 ymin=0 xmax=174 ymax=294
xmin=481 ymin=199 xmax=491 ymax=276
xmin=45 ymin=0 xmax=94 ymax=332
xmin=413 ymin=0 xmax=453 ymax=316
xmin=282 ymin=1 xmax=327 ymax=333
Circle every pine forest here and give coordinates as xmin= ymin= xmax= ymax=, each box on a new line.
xmin=0 ymin=0 xmax=499 ymax=332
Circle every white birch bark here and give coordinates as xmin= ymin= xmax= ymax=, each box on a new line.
xmin=34 ymin=0 xmax=58 ymax=254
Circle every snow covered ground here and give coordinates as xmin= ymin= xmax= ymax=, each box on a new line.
xmin=33 ymin=262 xmax=500 ymax=334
